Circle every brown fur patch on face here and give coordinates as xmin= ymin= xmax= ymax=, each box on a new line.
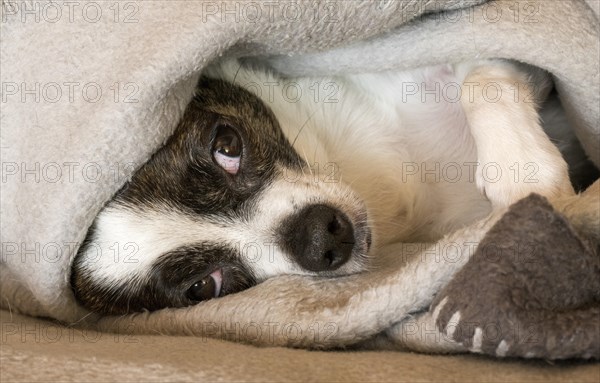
xmin=113 ymin=77 xmax=304 ymax=215
xmin=72 ymin=243 xmax=256 ymax=315
xmin=72 ymin=78 xmax=305 ymax=314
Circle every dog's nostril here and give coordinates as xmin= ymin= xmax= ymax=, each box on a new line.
xmin=324 ymin=250 xmax=335 ymax=266
xmin=327 ymin=215 xmax=341 ymax=234
xmin=282 ymin=204 xmax=355 ymax=272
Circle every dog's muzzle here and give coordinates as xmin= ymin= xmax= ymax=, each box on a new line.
xmin=281 ymin=204 xmax=355 ymax=271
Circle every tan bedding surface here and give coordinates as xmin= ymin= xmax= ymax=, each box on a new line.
xmin=1 ymin=310 xmax=598 ymax=382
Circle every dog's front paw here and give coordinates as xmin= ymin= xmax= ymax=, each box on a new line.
xmin=475 ymin=157 xmax=573 ymax=208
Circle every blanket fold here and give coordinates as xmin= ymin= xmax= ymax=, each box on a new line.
xmin=1 ymin=0 xmax=598 ymax=359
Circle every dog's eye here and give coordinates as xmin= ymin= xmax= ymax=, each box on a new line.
xmin=186 ymin=269 xmax=223 ymax=302
xmin=212 ymin=124 xmax=241 ymax=175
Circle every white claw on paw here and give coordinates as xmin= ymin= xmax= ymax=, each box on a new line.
xmin=432 ymin=297 xmax=448 ymax=328
xmin=470 ymin=327 xmax=483 ymax=353
xmin=496 ymin=340 xmax=509 ymax=357
xmin=446 ymin=311 xmax=461 ymax=338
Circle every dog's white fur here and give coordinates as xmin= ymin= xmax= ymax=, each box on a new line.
xmin=209 ymin=59 xmax=572 ymax=244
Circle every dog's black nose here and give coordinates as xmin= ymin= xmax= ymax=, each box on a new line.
xmin=282 ymin=204 xmax=354 ymax=271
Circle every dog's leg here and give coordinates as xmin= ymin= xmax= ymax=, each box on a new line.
xmin=457 ymin=60 xmax=574 ymax=207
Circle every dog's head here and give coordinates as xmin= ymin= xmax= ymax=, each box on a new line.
xmin=71 ymin=77 xmax=372 ymax=315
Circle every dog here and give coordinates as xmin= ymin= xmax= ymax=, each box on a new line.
xmin=71 ymin=59 xmax=574 ymax=315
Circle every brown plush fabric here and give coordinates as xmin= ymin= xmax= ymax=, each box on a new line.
xmin=2 ymin=310 xmax=599 ymax=382
xmin=433 ymin=194 xmax=600 ymax=359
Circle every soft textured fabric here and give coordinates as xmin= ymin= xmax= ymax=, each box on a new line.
xmin=1 ymin=0 xmax=598 ymax=361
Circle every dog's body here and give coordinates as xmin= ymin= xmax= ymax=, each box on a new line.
xmin=72 ymin=59 xmax=573 ymax=315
